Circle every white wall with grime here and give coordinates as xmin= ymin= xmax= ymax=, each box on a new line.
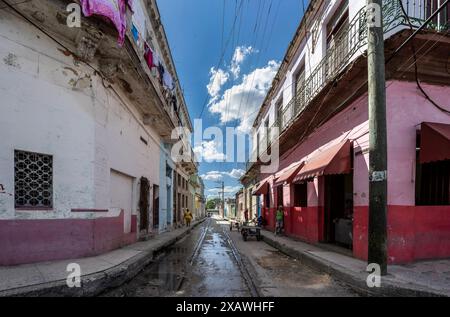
xmin=0 ymin=10 xmax=163 ymax=233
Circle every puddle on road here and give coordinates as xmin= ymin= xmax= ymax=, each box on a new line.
xmin=102 ymin=220 xmax=250 ymax=297
xmin=180 ymin=228 xmax=251 ymax=297
xmin=102 ymin=228 xmax=203 ymax=297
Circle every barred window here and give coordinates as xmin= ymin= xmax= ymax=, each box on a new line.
xmin=14 ymin=150 xmax=53 ymax=208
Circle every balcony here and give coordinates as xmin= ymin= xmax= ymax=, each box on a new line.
xmin=10 ymin=0 xmax=186 ymax=140
xmin=246 ymin=0 xmax=448 ymax=172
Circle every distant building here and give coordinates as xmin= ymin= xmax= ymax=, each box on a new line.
xmin=224 ymin=198 xmax=236 ymax=219
xmin=235 ymin=189 xmax=245 ymax=222
xmin=243 ymin=0 xmax=450 ymax=264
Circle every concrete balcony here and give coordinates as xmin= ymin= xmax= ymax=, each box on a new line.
xmin=11 ymin=0 xmax=183 ymax=141
xmin=244 ymin=0 xmax=450 ymax=177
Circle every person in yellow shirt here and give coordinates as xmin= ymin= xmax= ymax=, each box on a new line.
xmin=184 ymin=208 xmax=193 ymax=227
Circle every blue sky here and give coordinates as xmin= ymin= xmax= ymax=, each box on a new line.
xmin=157 ymin=0 xmax=306 ymax=199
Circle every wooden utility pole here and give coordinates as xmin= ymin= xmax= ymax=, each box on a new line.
xmin=367 ymin=0 xmax=388 ymax=275
xmin=221 ymin=181 xmax=225 ymax=218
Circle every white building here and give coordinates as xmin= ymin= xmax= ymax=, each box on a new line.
xmin=0 ymin=0 xmax=196 ymax=265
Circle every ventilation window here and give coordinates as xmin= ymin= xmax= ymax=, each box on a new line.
xmin=14 ymin=150 xmax=53 ymax=209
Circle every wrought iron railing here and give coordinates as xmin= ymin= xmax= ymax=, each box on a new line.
xmin=245 ymin=0 xmax=448 ymax=171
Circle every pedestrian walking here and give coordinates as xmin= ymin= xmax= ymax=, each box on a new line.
xmin=184 ymin=208 xmax=193 ymax=227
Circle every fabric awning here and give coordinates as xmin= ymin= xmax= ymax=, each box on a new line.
xmin=252 ymin=176 xmax=272 ymax=195
xmin=274 ymin=162 xmax=305 ymax=186
xmin=420 ymin=122 xmax=450 ymax=164
xmin=293 ymin=140 xmax=351 ymax=182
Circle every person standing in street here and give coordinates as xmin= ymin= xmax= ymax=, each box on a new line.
xmin=275 ymin=205 xmax=284 ymax=235
xmin=184 ymin=208 xmax=193 ymax=227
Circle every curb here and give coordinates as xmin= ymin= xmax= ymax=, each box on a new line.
xmin=1 ymin=218 xmax=206 ymax=297
xmin=262 ymin=233 xmax=447 ymax=297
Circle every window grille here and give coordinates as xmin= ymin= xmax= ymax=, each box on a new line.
xmin=14 ymin=150 xmax=53 ymax=208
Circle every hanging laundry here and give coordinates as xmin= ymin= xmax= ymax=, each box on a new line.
xmin=163 ymin=70 xmax=174 ymax=90
xmin=80 ymin=0 xmax=128 ymax=46
xmin=144 ymin=43 xmax=154 ymax=69
xmin=131 ymin=23 xmax=139 ymax=43
xmin=127 ymin=0 xmax=133 ymax=12
xmin=171 ymin=95 xmax=178 ymax=113
xmin=154 ymin=55 xmax=165 ymax=83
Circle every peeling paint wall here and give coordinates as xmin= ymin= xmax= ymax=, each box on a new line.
xmin=0 ymin=10 xmax=161 ymax=226
xmin=253 ymin=0 xmax=416 ymax=140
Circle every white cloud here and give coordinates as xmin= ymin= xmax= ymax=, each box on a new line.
xmin=227 ymin=168 xmax=245 ymax=179
xmin=230 ymin=46 xmax=256 ymax=79
xmin=201 ymin=169 xmax=245 ymax=181
xmin=193 ymin=140 xmax=226 ymax=162
xmin=207 ymin=67 xmax=229 ymax=102
xmin=208 ymin=60 xmax=280 ymax=133
xmin=207 ymin=185 xmax=241 ymax=194
xmin=201 ymin=171 xmax=224 ymax=181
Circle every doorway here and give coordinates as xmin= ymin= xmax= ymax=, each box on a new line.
xmin=324 ymin=173 xmax=353 ymax=249
xmin=276 ymin=185 xmax=283 ymax=207
xmin=139 ymin=177 xmax=150 ymax=231
xmin=110 ymin=170 xmax=134 ymax=234
xmin=153 ymin=184 xmax=159 ymax=229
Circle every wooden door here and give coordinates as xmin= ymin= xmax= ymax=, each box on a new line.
xmin=139 ymin=177 xmax=150 ymax=231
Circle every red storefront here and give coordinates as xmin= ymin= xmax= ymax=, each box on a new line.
xmin=256 ymin=85 xmax=450 ymax=264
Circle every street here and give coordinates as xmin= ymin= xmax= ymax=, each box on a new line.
xmin=1 ymin=0 xmax=449 ymax=300
xmin=102 ymin=217 xmax=358 ymax=297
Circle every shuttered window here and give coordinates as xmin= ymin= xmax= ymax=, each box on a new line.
xmin=416 ymin=132 xmax=450 ymax=205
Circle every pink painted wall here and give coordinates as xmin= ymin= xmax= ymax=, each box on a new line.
xmin=386 ymin=81 xmax=450 ymax=206
xmin=354 ymin=205 xmax=450 ymax=264
xmin=0 ymin=211 xmax=137 ymax=266
xmin=355 ymin=81 xmax=450 ymax=263
xmin=287 ymin=207 xmax=321 ymax=243
xmin=261 ymin=80 xmax=450 ymax=263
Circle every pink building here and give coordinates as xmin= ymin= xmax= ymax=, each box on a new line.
xmin=245 ymin=0 xmax=450 ymax=264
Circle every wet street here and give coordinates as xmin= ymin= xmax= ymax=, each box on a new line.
xmin=102 ymin=218 xmax=358 ymax=297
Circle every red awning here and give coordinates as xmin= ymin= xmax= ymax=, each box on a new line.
xmin=252 ymin=176 xmax=272 ymax=195
xmin=274 ymin=162 xmax=305 ymax=186
xmin=293 ymin=140 xmax=351 ymax=182
xmin=420 ymin=122 xmax=450 ymax=164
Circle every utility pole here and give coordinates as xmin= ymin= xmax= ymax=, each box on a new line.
xmin=367 ymin=0 xmax=387 ymax=275
xmin=222 ymin=182 xmax=225 ymax=219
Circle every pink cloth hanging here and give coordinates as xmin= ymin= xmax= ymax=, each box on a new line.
xmin=80 ymin=0 xmax=128 ymax=46
xmin=144 ymin=43 xmax=154 ymax=69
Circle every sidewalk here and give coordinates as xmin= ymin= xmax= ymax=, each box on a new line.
xmin=261 ymin=230 xmax=450 ymax=297
xmin=0 ymin=219 xmax=206 ymax=297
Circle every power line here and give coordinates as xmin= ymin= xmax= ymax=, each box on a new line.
xmin=397 ymin=0 xmax=450 ymax=114
xmin=198 ymin=0 xmax=244 ymax=118
xmin=262 ymin=0 xmax=282 ymax=54
xmin=240 ymin=0 xmax=274 ymax=120
xmin=230 ymin=0 xmax=275 ymax=168
xmin=221 ymin=0 xmax=225 ymax=53
xmin=235 ymin=0 xmax=272 ymax=124
xmin=223 ymin=0 xmax=246 ymax=124
xmin=294 ymin=4 xmax=450 ymax=140
xmin=301 ymin=26 xmax=450 ymax=145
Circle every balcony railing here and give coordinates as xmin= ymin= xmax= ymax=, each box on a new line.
xmin=246 ymin=0 xmax=448 ymax=171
